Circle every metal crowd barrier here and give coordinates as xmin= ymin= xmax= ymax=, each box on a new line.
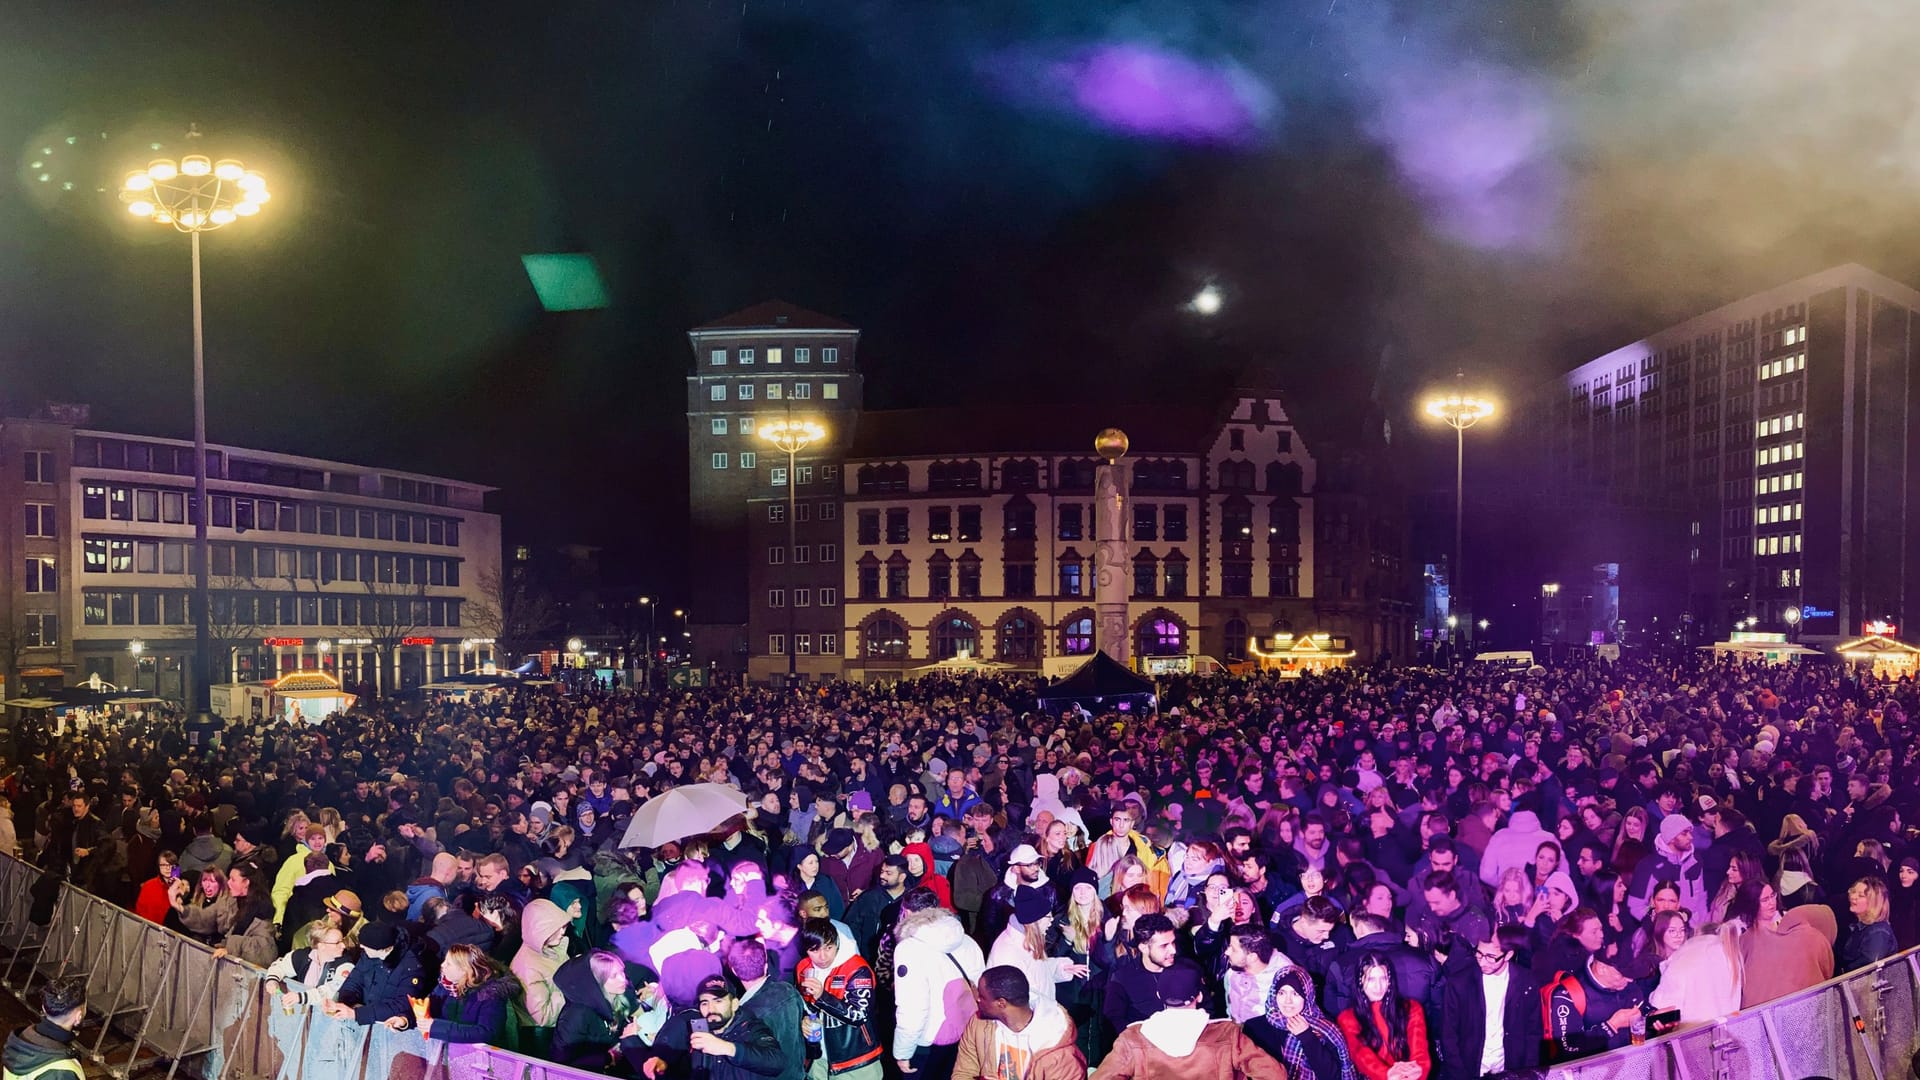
xmin=1549 ymin=947 xmax=1920 ymax=1080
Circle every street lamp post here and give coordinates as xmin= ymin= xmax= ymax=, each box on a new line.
xmin=760 ymin=419 xmax=826 ymax=681
xmin=128 ymin=640 xmax=144 ymax=693
xmin=121 ymin=133 xmax=269 ymax=721
xmin=1784 ymin=605 xmax=1803 ymax=644
xmin=638 ymin=596 xmax=655 ymax=687
xmin=1423 ymin=378 xmax=1496 ymax=645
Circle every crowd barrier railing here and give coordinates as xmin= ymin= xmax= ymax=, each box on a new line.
xmin=0 ymin=849 xmax=1912 ymax=1080
xmin=1548 ymin=945 xmax=1920 ymax=1080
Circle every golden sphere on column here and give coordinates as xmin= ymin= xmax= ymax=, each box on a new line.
xmin=1094 ymin=428 xmax=1130 ymax=463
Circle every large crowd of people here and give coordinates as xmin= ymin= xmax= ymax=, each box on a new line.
xmin=2 ymin=651 xmax=1915 ymax=1080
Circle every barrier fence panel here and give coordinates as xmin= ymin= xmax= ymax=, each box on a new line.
xmin=1548 ymin=947 xmax=1920 ymax=1080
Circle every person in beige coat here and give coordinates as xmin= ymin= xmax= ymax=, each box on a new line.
xmin=955 ymin=966 xmax=1087 ymax=1080
xmin=1093 ymin=961 xmax=1285 ymax=1080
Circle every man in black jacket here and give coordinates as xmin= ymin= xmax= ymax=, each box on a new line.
xmin=325 ymin=922 xmax=423 ymax=1028
xmin=1547 ymin=952 xmax=1654 ymax=1060
xmin=1325 ymin=911 xmax=1438 ymax=1018
xmin=1102 ymin=914 xmax=1178 ymax=1032
xmin=1438 ymin=925 xmax=1541 ymax=1080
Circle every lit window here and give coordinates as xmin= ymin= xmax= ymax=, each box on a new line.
xmin=709 ymin=385 xmax=727 ymax=401
xmin=767 ymin=348 xmax=782 ymax=365
xmin=767 ymin=384 xmax=783 ymax=401
xmin=824 ymin=383 xmax=839 ymax=400
xmin=711 ymin=418 xmax=729 ymax=435
xmin=1768 ymin=536 xmax=1779 ymax=555
xmin=739 ymin=348 xmax=755 ymax=365
xmin=712 ymin=453 xmax=728 ymax=469
xmin=740 ymin=452 xmax=757 ymax=469
xmin=1793 ymin=534 xmax=1802 ymax=552
xmin=711 ymin=349 xmax=727 ymax=366
xmin=1755 ymin=538 xmax=1765 ymax=555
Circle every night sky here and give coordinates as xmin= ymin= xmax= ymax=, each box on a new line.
xmin=6 ymin=1 xmax=1920 ymax=596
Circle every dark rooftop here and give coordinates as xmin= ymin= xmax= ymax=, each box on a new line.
xmin=845 ymin=403 xmax=1219 ymax=460
xmin=692 ymin=300 xmax=856 ymax=333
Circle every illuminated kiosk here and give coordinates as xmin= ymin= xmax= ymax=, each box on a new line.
xmin=1248 ymin=632 xmax=1357 ymax=678
xmin=1706 ymin=631 xmax=1819 ymax=665
xmin=1835 ymin=623 xmax=1920 ymax=678
xmin=267 ymin=670 xmax=355 ymax=724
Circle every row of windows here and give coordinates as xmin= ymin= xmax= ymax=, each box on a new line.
xmin=80 ymin=485 xmax=463 ymax=546
xmin=1754 ymin=413 xmax=1804 ymax=438
xmin=1759 ymin=472 xmax=1803 ymax=494
xmin=706 ymin=382 xmax=839 ymax=402
xmin=1753 ymin=534 xmax=1803 ymax=556
xmin=766 ymin=500 xmax=837 ymax=523
xmin=1775 ymin=568 xmax=1804 ymax=587
xmin=854 ymin=614 xmax=1186 ymax=662
xmin=854 ymin=502 xmax=1225 ymax=545
xmin=710 ymin=346 xmax=839 ymax=366
xmin=1755 ymin=442 xmax=1804 ymax=466
xmin=1756 ymin=503 xmax=1802 ymax=525
xmin=765 ymin=587 xmax=840 ymax=607
xmin=1780 ymin=326 xmax=1807 ymax=346
xmin=78 ymin=536 xmax=463 ymax=587
xmin=81 ymin=590 xmax=464 ymax=628
xmin=765 ymin=633 xmax=839 ymax=655
xmin=766 ymin=544 xmax=840 ymax=564
xmin=1759 ymin=354 xmax=1805 ymax=380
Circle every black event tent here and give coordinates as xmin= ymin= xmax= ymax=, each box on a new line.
xmin=1035 ymin=652 xmax=1157 ymax=715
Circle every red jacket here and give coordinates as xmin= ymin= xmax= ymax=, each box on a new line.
xmin=797 ymin=946 xmax=883 ymax=1073
xmin=1335 ymin=999 xmax=1431 ymax=1080
xmin=134 ymin=877 xmax=173 ymax=925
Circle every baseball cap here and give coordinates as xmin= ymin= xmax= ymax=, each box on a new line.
xmin=1007 ymin=844 xmax=1042 ymax=866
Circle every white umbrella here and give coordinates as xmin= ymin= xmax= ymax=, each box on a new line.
xmin=619 ymin=782 xmax=749 ymax=849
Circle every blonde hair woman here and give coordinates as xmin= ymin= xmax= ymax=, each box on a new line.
xmin=422 ymin=943 xmax=512 ymax=1044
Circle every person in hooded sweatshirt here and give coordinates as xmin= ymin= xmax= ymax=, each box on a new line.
xmin=1626 ymin=815 xmax=1709 ymax=927
xmin=892 ymin=886 xmax=987 ymax=1078
xmin=955 ymin=965 xmax=1086 ymax=1080
xmin=1096 ymin=960 xmax=1286 ymax=1080
xmin=549 ymin=949 xmax=651 ymax=1070
xmin=2 ymin=978 xmax=85 ymax=1080
xmin=513 ymin=897 xmax=576 ymax=1030
xmin=1476 ymin=810 xmax=1553 ymax=890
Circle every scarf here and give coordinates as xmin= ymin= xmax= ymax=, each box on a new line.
xmin=1264 ymin=970 xmax=1357 ymax=1080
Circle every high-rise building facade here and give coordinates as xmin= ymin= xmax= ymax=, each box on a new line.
xmin=0 ymin=404 xmax=502 ymax=701
xmin=1540 ymin=264 xmax=1920 ymax=638
xmin=684 ymin=302 xmax=864 ymax=669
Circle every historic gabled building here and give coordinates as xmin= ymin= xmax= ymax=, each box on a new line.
xmin=684 ymin=302 xmax=1414 ymax=680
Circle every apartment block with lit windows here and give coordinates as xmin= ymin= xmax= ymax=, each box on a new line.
xmin=1541 ymin=264 xmax=1920 ymax=638
xmin=0 ymin=404 xmax=502 ymax=701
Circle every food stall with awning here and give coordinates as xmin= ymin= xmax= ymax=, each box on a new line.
xmin=1247 ymin=632 xmax=1358 ymax=677
xmin=1833 ymin=632 xmax=1920 ymax=678
xmin=268 ymin=671 xmax=355 ymax=724
xmin=1705 ymin=631 xmax=1821 ymax=664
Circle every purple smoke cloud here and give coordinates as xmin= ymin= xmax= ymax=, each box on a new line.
xmin=982 ymin=42 xmax=1276 ymax=146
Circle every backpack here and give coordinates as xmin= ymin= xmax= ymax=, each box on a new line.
xmin=1540 ymin=971 xmax=1585 ymax=1063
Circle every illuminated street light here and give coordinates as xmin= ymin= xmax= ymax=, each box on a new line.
xmin=1478 ymin=619 xmax=1490 ymax=631
xmin=119 ymin=127 xmax=269 ymax=723
xmin=1783 ymin=606 xmax=1802 ymax=626
xmin=1423 ymin=375 xmax=1496 ymax=642
xmin=761 ymin=418 xmax=827 ymax=681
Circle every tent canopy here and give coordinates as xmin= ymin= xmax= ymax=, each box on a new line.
xmin=906 ymin=656 xmax=1016 ymax=678
xmin=1036 ymin=651 xmax=1157 ymax=711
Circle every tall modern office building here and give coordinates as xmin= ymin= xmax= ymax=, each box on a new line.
xmin=1540 ymin=264 xmax=1920 ymax=639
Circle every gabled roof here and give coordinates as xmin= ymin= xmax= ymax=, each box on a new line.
xmin=847 ymin=404 xmax=1217 ymax=460
xmin=692 ymin=301 xmax=856 ymax=333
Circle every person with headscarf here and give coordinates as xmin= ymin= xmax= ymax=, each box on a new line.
xmin=1890 ymin=857 xmax=1920 ymax=950
xmin=1237 ymin=965 xmax=1353 ymax=1080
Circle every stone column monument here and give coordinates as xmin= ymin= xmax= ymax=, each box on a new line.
xmin=1092 ymin=428 xmax=1132 ymax=667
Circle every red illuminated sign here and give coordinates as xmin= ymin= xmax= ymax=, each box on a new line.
xmin=262 ymin=637 xmax=305 ymax=647
xmin=400 ymin=636 xmax=437 ymax=646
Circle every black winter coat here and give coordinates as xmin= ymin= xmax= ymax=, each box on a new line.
xmin=1437 ymin=962 xmax=1542 ymax=1080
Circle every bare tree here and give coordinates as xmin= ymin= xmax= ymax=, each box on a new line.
xmin=179 ymin=575 xmax=267 ymax=683
xmin=352 ymin=580 xmax=430 ymax=694
xmin=466 ymin=565 xmax=556 ymax=665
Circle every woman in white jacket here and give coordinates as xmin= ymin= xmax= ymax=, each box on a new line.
xmin=987 ymin=888 xmax=1088 ymax=1005
xmin=1649 ymin=921 xmax=1744 ymax=1025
